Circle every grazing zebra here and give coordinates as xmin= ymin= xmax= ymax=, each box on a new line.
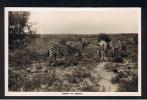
xmin=113 ymin=40 xmax=122 ymax=57
xmin=122 ymin=40 xmax=127 ymax=53
xmin=109 ymin=41 xmax=115 ymax=57
xmin=65 ymin=40 xmax=88 ymax=56
xmin=48 ymin=38 xmax=89 ymax=66
xmin=48 ymin=41 xmax=81 ymax=65
xmin=109 ymin=40 xmax=128 ymax=57
xmin=48 ymin=42 xmax=71 ymax=60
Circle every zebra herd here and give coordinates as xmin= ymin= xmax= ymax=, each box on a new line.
xmin=97 ymin=40 xmax=127 ymax=61
xmin=48 ymin=39 xmax=89 ymax=66
xmin=48 ymin=38 xmax=128 ymax=66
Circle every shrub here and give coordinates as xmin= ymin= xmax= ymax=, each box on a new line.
xmin=113 ymin=56 xmax=124 ymax=63
xmin=111 ymin=71 xmax=138 ymax=92
xmin=121 ymin=52 xmax=128 ymax=58
xmin=8 ymin=70 xmax=26 ymax=91
xmin=80 ymin=82 xmax=96 ymax=92
xmin=104 ymin=63 xmax=115 ymax=72
xmin=97 ymin=33 xmax=111 ymax=42
xmin=51 ymin=79 xmax=72 ymax=92
xmin=9 ymin=11 xmax=38 ymax=49
xmin=9 ymin=37 xmax=48 ymax=70
xmin=66 ymin=67 xmax=91 ymax=84
xmin=20 ymin=73 xmax=57 ymax=91
xmin=9 ymin=48 xmax=41 ymax=69
xmin=117 ymin=73 xmax=138 ymax=92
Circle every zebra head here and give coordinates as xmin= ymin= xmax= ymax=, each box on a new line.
xmin=65 ymin=41 xmax=83 ymax=56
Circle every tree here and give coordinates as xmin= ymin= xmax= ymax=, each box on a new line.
xmin=9 ymin=11 xmax=30 ymax=34
xmin=97 ymin=33 xmax=111 ymax=42
xmin=9 ymin=11 xmax=36 ymax=49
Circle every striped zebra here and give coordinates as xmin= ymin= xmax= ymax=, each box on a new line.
xmin=98 ymin=40 xmax=107 ymax=61
xmin=48 ymin=39 xmax=89 ymax=66
xmin=48 ymin=41 xmax=80 ymax=65
xmin=48 ymin=42 xmax=68 ymax=60
xmin=122 ymin=40 xmax=127 ymax=53
xmin=65 ymin=40 xmax=88 ymax=57
xmin=109 ymin=40 xmax=128 ymax=57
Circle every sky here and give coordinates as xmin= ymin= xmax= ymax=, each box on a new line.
xmin=28 ymin=8 xmax=140 ymax=34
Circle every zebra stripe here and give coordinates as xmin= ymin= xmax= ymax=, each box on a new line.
xmin=48 ymin=42 xmax=77 ymax=59
xmin=48 ymin=43 xmax=63 ymax=58
xmin=65 ymin=41 xmax=84 ymax=53
xmin=48 ymin=39 xmax=87 ymax=61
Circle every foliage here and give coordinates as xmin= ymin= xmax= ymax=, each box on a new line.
xmin=117 ymin=73 xmax=138 ymax=92
xmin=113 ymin=56 xmax=124 ymax=63
xmin=8 ymin=70 xmax=26 ymax=91
xmin=8 ymin=34 xmax=138 ymax=92
xmin=65 ymin=67 xmax=91 ymax=84
xmin=97 ymin=33 xmax=111 ymax=42
xmin=9 ymin=11 xmax=37 ymax=49
xmin=111 ymin=71 xmax=138 ymax=92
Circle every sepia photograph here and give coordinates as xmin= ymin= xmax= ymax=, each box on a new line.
xmin=5 ymin=7 xmax=141 ymax=96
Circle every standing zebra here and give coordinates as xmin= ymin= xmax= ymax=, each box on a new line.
xmin=65 ymin=40 xmax=88 ymax=57
xmin=48 ymin=42 xmax=71 ymax=60
xmin=122 ymin=40 xmax=127 ymax=53
xmin=109 ymin=41 xmax=115 ymax=57
xmin=98 ymin=40 xmax=107 ymax=61
xmin=48 ymin=43 xmax=66 ymax=61
xmin=48 ymin=41 xmax=81 ymax=66
xmin=48 ymin=38 xmax=89 ymax=66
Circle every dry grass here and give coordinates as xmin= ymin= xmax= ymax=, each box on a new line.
xmin=9 ymin=33 xmax=138 ymax=92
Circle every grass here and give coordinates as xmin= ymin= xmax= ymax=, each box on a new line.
xmin=9 ymin=33 xmax=138 ymax=92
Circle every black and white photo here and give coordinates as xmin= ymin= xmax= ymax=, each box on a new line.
xmin=5 ymin=7 xmax=141 ymax=96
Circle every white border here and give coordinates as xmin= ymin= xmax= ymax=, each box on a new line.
xmin=5 ymin=7 xmax=141 ymax=96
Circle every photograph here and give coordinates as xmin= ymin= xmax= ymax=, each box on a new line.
xmin=5 ymin=7 xmax=141 ymax=96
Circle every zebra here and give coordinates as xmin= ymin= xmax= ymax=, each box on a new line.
xmin=65 ymin=40 xmax=89 ymax=57
xmin=109 ymin=40 xmax=128 ymax=57
xmin=98 ymin=40 xmax=107 ymax=61
xmin=122 ymin=40 xmax=127 ymax=53
xmin=48 ymin=41 xmax=81 ymax=66
xmin=109 ymin=41 xmax=115 ymax=57
xmin=48 ymin=42 xmax=70 ymax=60
xmin=48 ymin=38 xmax=89 ymax=66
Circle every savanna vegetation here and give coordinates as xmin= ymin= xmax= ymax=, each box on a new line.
xmin=8 ymin=11 xmax=138 ymax=92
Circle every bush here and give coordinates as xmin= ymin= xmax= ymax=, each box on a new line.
xmin=9 ymin=37 xmax=48 ymax=70
xmin=111 ymin=71 xmax=138 ymax=92
xmin=80 ymin=82 xmax=96 ymax=92
xmin=9 ymin=70 xmax=26 ymax=91
xmin=23 ymin=74 xmax=56 ymax=91
xmin=111 ymin=71 xmax=126 ymax=84
xmin=117 ymin=73 xmax=138 ymax=92
xmin=97 ymin=33 xmax=111 ymax=42
xmin=9 ymin=48 xmax=41 ymax=69
xmin=66 ymin=67 xmax=91 ymax=84
xmin=113 ymin=56 xmax=124 ymax=63
xmin=9 ymin=11 xmax=38 ymax=49
xmin=104 ymin=63 xmax=115 ymax=72
xmin=121 ymin=52 xmax=128 ymax=58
